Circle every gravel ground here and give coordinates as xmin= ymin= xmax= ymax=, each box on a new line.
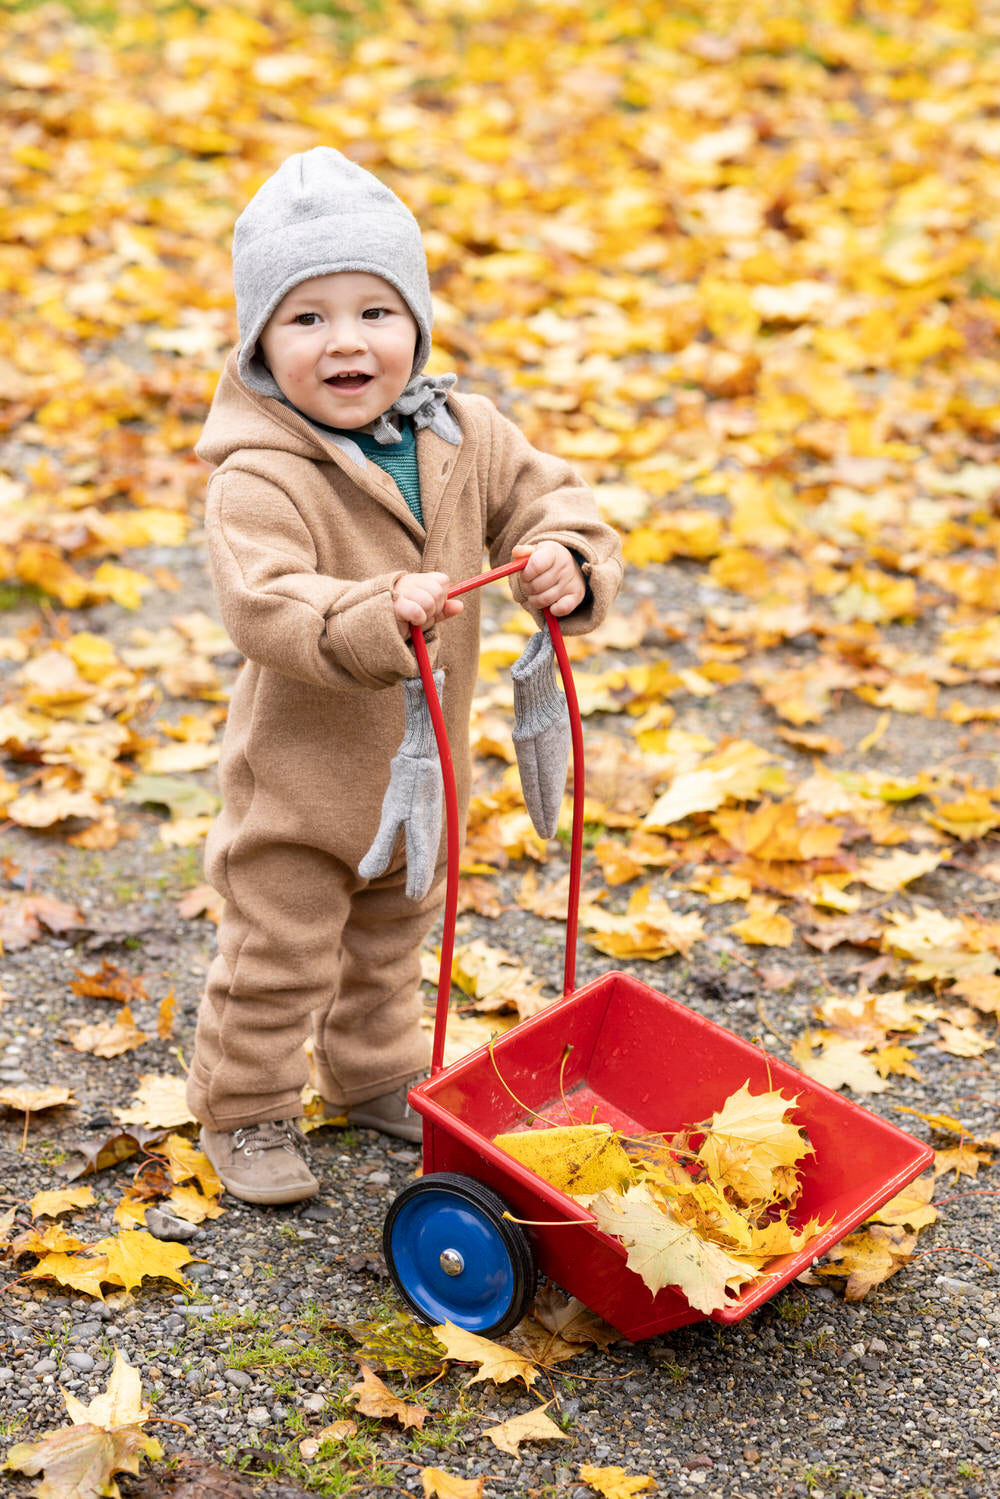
xmin=1 ymin=548 xmax=998 ymax=1498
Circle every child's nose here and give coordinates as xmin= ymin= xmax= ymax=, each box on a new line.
xmin=326 ymin=318 xmax=367 ymax=354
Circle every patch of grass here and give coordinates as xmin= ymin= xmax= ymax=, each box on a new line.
xmin=800 ymin=1463 xmax=837 ymax=1492
xmin=957 ymin=1459 xmax=984 ymax=1480
xmin=229 ymin=1423 xmax=394 ymax=1498
xmin=37 ymin=1139 xmax=69 ymax=1168
xmin=209 ymin=1310 xmax=345 ymax=1385
xmin=773 ymin=1290 xmax=809 ymax=1326
xmin=0 ymin=581 xmax=46 ymax=611
xmin=556 ymin=820 xmax=606 ymax=851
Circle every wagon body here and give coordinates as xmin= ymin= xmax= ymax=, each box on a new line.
xmin=408 ymin=968 xmax=933 ymax=1339
xmin=384 ymin=566 xmax=934 ymax=1340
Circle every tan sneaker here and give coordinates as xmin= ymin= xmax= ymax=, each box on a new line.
xmin=200 ymin=1120 xmax=319 ymax=1205
xmin=346 ymin=1081 xmax=423 ymax=1143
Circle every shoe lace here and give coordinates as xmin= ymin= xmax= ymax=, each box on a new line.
xmin=233 ymin=1120 xmax=305 ymax=1155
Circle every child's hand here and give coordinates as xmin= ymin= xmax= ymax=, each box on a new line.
xmin=512 ymin=543 xmax=586 ymax=617
xmin=393 ymin=571 xmax=463 ymax=635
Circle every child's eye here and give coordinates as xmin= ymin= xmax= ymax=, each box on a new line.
xmin=362 ymin=307 xmax=390 ymax=321
xmin=294 ymin=312 xmax=320 ymax=326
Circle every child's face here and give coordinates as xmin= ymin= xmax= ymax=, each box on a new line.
xmin=258 ymin=271 xmax=419 ymax=430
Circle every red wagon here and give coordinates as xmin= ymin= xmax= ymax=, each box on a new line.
xmin=382 ymin=563 xmax=934 ymax=1339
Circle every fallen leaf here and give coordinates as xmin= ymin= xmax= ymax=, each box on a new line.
xmin=70 ymin=960 xmax=149 ymax=1004
xmin=790 ymin=1035 xmax=890 ymax=1095
xmin=432 ymin=1321 xmax=539 ymax=1388
xmin=869 ymin=1175 xmax=938 ymax=1231
xmin=344 ymin=1311 xmax=447 ymax=1378
xmin=482 ymin=1400 xmax=568 ymax=1456
xmin=299 ymin=1420 xmax=357 ymax=1459
xmin=812 ymin=1223 xmax=918 ymax=1299
xmin=30 ymin=1186 xmax=95 ymax=1220
xmin=116 ymin=1074 xmax=194 ymax=1128
xmin=68 ymin=1006 xmax=149 ymax=1057
xmin=530 ymin=1285 xmax=620 ymax=1348
xmin=936 ymin=1020 xmax=995 ymax=1057
xmin=0 ymin=1084 xmax=77 ymax=1113
xmin=579 ymin=1464 xmax=658 ymax=1498
xmin=349 ymin=1365 xmax=429 ymax=1430
xmin=421 ymin=1469 xmax=485 ymax=1499
xmin=696 ymin=1082 xmax=812 ymax=1208
xmin=933 ymin=1144 xmax=993 ymax=1180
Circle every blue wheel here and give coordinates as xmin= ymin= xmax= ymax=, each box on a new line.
xmin=383 ymin=1172 xmax=536 ymax=1337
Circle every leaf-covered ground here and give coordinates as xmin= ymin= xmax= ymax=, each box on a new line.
xmin=1 ymin=1 xmax=999 ymax=1496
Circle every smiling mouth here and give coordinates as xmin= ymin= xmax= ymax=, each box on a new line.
xmin=325 ymin=373 xmax=373 ymax=391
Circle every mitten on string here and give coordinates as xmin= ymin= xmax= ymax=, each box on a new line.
xmin=359 ymin=670 xmax=444 ymax=901
xmin=511 ymin=629 xmax=570 ymax=839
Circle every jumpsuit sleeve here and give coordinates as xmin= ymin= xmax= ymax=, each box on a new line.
xmin=480 ymin=402 xmax=624 ymax=635
xmin=207 ymin=470 xmax=424 ymax=690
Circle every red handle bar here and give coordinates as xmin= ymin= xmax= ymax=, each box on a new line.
xmin=412 ymin=558 xmax=586 ymax=1076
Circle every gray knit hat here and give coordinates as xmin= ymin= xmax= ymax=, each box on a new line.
xmin=233 ymin=147 xmax=433 ymax=401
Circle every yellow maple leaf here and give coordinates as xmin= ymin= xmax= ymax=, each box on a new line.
xmin=696 ymin=1083 xmax=811 ymax=1208
xmin=933 ymin=1144 xmax=993 ymax=1180
xmin=925 ymin=793 xmax=1000 ymax=841
xmin=166 ymin=1184 xmax=224 ymax=1224
xmin=713 ymin=799 xmax=843 ymax=862
xmin=421 ymin=1469 xmax=484 ymax=1499
xmin=30 ymin=1186 xmax=95 ymax=1220
xmin=936 ymin=1020 xmax=995 ymax=1058
xmin=790 ymin=1034 xmax=889 ymax=1095
xmin=814 ymin=1224 xmax=918 ymax=1300
xmin=728 ymin=897 xmax=795 ymax=948
xmin=581 ymin=885 xmax=704 ymax=960
xmin=0 ymin=1083 xmax=77 ymax=1113
xmin=869 ymin=1175 xmax=938 ymax=1232
xmin=494 ymin=1124 xmax=635 ymax=1197
xmin=643 ymin=741 xmax=777 ymax=828
xmin=89 ymin=1230 xmax=195 ymax=1293
xmin=69 ymin=1006 xmax=149 ymax=1058
xmin=483 ymin=1401 xmax=568 ymax=1456
xmin=853 ymin=850 xmax=943 ymax=893
xmin=116 ymin=1074 xmax=194 ymax=1129
xmin=432 ymin=1321 xmax=539 ymax=1388
xmin=581 ymin=1183 xmax=757 ymax=1313
xmin=579 ymin=1463 xmax=657 ymax=1498
xmin=24 ymin=1251 xmax=110 ymax=1299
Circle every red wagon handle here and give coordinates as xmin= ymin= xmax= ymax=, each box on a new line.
xmin=411 ymin=557 xmax=586 ymax=1077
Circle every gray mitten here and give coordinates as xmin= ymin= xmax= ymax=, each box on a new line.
xmin=359 ymin=671 xmax=444 ymax=901
xmin=511 ymin=630 xmax=571 ymax=838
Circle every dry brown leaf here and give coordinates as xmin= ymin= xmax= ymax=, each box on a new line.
xmin=299 ymin=1421 xmax=357 ymax=1459
xmin=4 ymin=1352 xmax=162 ymax=1495
xmin=70 ymin=959 xmax=149 ymax=1004
xmin=348 ymin=1365 xmax=428 ymax=1430
xmin=69 ymin=1006 xmax=149 ymax=1057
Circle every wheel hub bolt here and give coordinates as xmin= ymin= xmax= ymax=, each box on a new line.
xmin=439 ymin=1248 xmax=465 ymax=1276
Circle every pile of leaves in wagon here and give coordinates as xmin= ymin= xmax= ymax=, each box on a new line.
xmin=495 ymin=1081 xmax=830 ymax=1314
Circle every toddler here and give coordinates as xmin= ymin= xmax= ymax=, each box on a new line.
xmin=186 ymin=147 xmax=622 ymax=1203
